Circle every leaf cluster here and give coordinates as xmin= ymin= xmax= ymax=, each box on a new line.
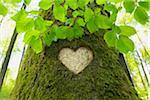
xmin=0 ymin=0 xmax=149 ymax=53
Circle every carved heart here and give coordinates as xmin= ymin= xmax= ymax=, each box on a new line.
xmin=59 ymin=47 xmax=93 ymax=74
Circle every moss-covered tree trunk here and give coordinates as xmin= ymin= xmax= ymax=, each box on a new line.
xmin=10 ymin=34 xmax=139 ymax=100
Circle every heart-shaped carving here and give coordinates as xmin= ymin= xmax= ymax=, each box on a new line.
xmin=58 ymin=47 xmax=93 ymax=74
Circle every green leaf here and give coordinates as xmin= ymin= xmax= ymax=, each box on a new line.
xmin=78 ymin=0 xmax=90 ymax=8
xmin=13 ymin=0 xmax=22 ymax=3
xmin=34 ymin=17 xmax=47 ymax=32
xmin=16 ymin=18 xmax=33 ymax=33
xmin=72 ymin=10 xmax=84 ymax=17
xmin=4 ymin=0 xmax=21 ymax=3
xmin=63 ymin=3 xmax=68 ymax=11
xmin=134 ymin=7 xmax=149 ymax=25
xmin=109 ymin=0 xmax=123 ymax=3
xmin=104 ymin=4 xmax=118 ymax=21
xmin=123 ymin=0 xmax=136 ymax=13
xmin=65 ymin=25 xmax=84 ymax=40
xmin=72 ymin=11 xmax=80 ymax=17
xmin=24 ymin=0 xmax=31 ymax=5
xmin=44 ymin=25 xmax=58 ymax=43
xmin=24 ymin=30 xmax=40 ymax=44
xmin=29 ymin=10 xmax=40 ymax=15
xmin=86 ymin=17 xmax=98 ymax=33
xmin=94 ymin=8 xmax=101 ymax=14
xmin=0 ymin=3 xmax=8 ymax=16
xmin=73 ymin=25 xmax=84 ymax=38
xmin=104 ymin=3 xmax=117 ymax=12
xmin=66 ymin=0 xmax=78 ymax=10
xmin=66 ymin=28 xmax=75 ymax=40
xmin=39 ymin=0 xmax=53 ymax=10
xmin=84 ymin=7 xmax=94 ymax=22
xmin=104 ymin=30 xmax=117 ymax=47
xmin=55 ymin=26 xmax=68 ymax=39
xmin=12 ymin=10 xmax=28 ymax=21
xmin=43 ymin=32 xmax=55 ymax=46
xmin=53 ymin=5 xmax=67 ymax=22
xmin=104 ymin=26 xmax=120 ymax=47
xmin=95 ymin=14 xmax=113 ymax=29
xmin=138 ymin=1 xmax=150 ymax=11
xmin=44 ymin=20 xmax=53 ymax=26
xmin=76 ymin=18 xmax=85 ymax=27
xmin=96 ymin=0 xmax=106 ymax=5
xmin=116 ymin=35 xmax=134 ymax=53
xmin=120 ymin=26 xmax=136 ymax=37
xmin=30 ymin=37 xmax=43 ymax=54
xmin=55 ymin=0 xmax=64 ymax=5
xmin=24 ymin=18 xmax=34 ymax=31
xmin=65 ymin=18 xmax=74 ymax=26
xmin=113 ymin=25 xmax=121 ymax=34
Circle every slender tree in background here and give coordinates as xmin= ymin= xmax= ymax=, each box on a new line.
xmin=0 ymin=29 xmax=18 ymax=90
xmin=0 ymin=4 xmax=26 ymax=90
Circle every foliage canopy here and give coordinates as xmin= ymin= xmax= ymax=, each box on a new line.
xmin=0 ymin=0 xmax=149 ymax=53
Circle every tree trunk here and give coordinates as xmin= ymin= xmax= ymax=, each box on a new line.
xmin=10 ymin=33 xmax=139 ymax=100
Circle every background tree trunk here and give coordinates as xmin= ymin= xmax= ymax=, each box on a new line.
xmin=10 ymin=33 xmax=139 ymax=100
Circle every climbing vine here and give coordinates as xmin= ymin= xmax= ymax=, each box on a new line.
xmin=0 ymin=0 xmax=149 ymax=53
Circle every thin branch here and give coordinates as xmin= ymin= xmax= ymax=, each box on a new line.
xmin=136 ymin=34 xmax=150 ymax=58
xmin=0 ymin=29 xmax=18 ymax=90
xmin=136 ymin=34 xmax=150 ymax=74
xmin=136 ymin=50 xmax=150 ymax=86
xmin=133 ymin=54 xmax=148 ymax=97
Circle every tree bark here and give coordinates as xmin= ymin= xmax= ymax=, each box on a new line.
xmin=10 ymin=33 xmax=139 ymax=100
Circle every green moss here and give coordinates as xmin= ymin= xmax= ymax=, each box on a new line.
xmin=10 ymin=35 xmax=139 ymax=100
